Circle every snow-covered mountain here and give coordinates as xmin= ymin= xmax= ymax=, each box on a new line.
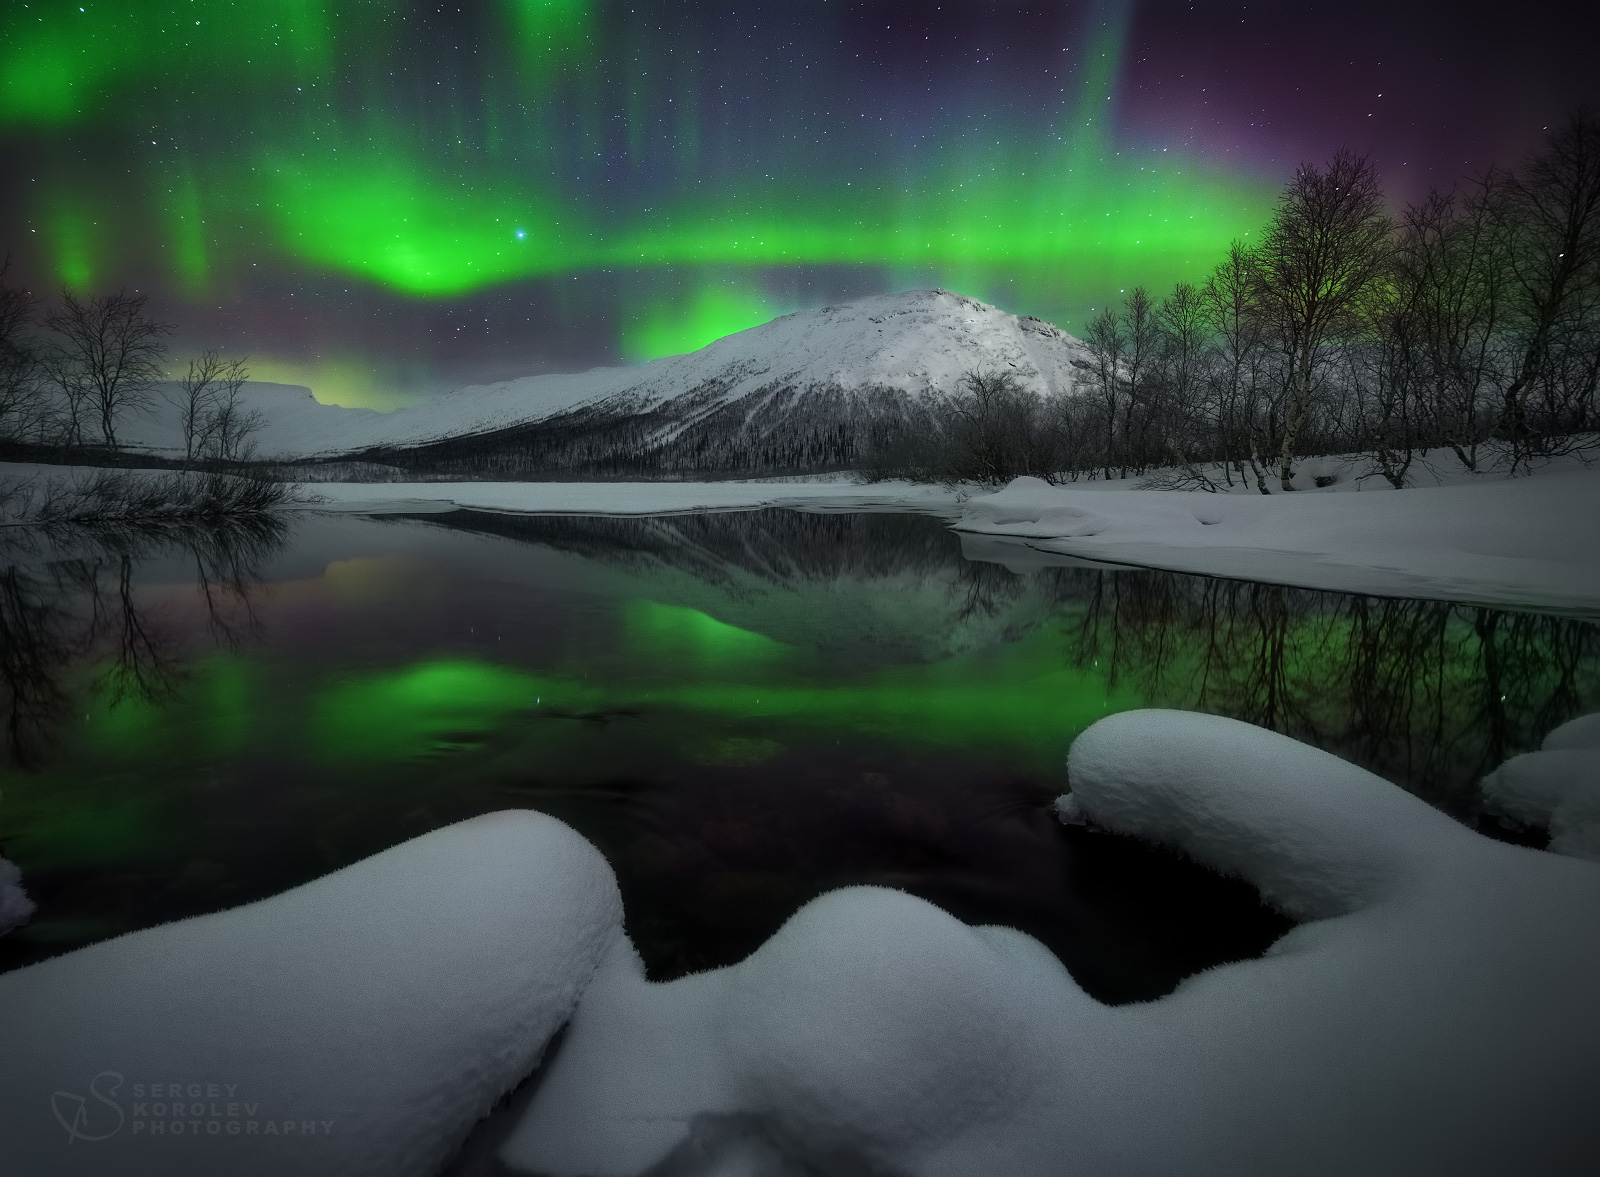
xmin=124 ymin=289 xmax=1093 ymax=472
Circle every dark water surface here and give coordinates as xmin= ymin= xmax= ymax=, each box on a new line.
xmin=2 ymin=509 xmax=1595 ymax=1001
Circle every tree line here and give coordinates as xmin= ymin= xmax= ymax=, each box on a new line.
xmin=5 ymin=111 xmax=1594 ymax=487
xmin=883 ymin=109 xmax=1600 ymax=489
xmin=0 ymin=278 xmax=263 ymax=467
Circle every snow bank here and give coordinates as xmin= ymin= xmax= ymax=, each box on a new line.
xmin=294 ymin=477 xmax=965 ymax=517
xmin=1481 ymin=712 xmax=1600 ymax=862
xmin=0 ymin=854 xmax=35 ymax=935
xmin=502 ymin=711 xmax=1600 ymax=1176
xmin=956 ymin=469 xmax=1600 ymax=612
xmin=0 ymin=811 xmax=622 ymax=1177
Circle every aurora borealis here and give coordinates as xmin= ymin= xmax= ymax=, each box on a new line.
xmin=3 ymin=2 xmax=1596 ymax=406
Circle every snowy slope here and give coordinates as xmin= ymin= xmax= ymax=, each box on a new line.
xmin=119 ymin=290 xmax=1090 ymax=460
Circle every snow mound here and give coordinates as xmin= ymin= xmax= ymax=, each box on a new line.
xmin=504 ymin=710 xmax=1600 ymax=1175
xmin=1542 ymin=711 xmax=1600 ymax=752
xmin=8 ymin=718 xmax=1596 ymax=1175
xmin=119 ymin=290 xmax=1090 ymax=459
xmin=1481 ymin=713 xmax=1600 ymax=862
xmin=0 ymin=855 xmax=35 ymax=935
xmin=0 ymin=811 xmax=623 ymax=1177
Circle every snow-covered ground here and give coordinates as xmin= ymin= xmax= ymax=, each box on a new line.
xmin=5 ymin=713 xmax=1596 ymax=1175
xmin=115 ymin=290 xmax=1091 ymax=460
xmin=955 ymin=462 xmax=1600 ymax=614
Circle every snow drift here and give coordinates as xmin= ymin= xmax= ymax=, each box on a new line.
xmin=0 ymin=811 xmax=622 ymax=1177
xmin=6 ymin=715 xmax=1597 ymax=1176
xmin=505 ymin=711 xmax=1600 ymax=1176
xmin=1481 ymin=711 xmax=1600 ymax=861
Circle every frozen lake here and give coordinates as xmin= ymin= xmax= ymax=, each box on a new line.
xmin=3 ymin=508 xmax=1595 ymax=998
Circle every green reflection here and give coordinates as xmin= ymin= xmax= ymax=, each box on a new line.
xmin=304 ymin=601 xmax=1123 ymax=773
xmin=625 ymin=599 xmax=789 ymax=666
xmin=314 ymin=658 xmax=583 ymax=762
xmin=3 ymin=514 xmax=1596 ymax=981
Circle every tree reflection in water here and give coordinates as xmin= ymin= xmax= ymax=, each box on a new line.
xmin=412 ymin=509 xmax=1598 ymax=809
xmin=1060 ymin=568 xmax=1598 ymax=813
xmin=0 ymin=517 xmax=286 ymax=767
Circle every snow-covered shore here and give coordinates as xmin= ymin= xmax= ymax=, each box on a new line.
xmin=955 ymin=465 xmax=1600 ymax=613
xmin=290 ymin=454 xmax=1600 ymax=611
xmin=291 ymin=476 xmax=966 ymax=517
xmin=7 ymin=451 xmax=1598 ymax=609
xmin=3 ymin=712 xmax=1596 ymax=1175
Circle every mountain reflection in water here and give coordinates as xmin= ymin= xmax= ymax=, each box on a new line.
xmin=0 ymin=509 xmax=1593 ymax=1002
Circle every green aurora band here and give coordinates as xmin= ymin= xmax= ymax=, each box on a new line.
xmin=3 ymin=1 xmax=1276 ymax=361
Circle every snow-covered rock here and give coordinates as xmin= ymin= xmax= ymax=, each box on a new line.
xmin=1481 ymin=712 xmax=1600 ymax=862
xmin=0 ymin=855 xmax=35 ymax=935
xmin=118 ymin=290 xmax=1091 ymax=460
xmin=502 ymin=710 xmax=1600 ymax=1176
xmin=0 ymin=811 xmax=623 ymax=1177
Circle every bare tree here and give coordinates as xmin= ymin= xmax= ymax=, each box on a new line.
xmin=0 ymin=258 xmax=41 ymax=443
xmin=1253 ymin=150 xmax=1393 ymax=489
xmin=1489 ymin=109 xmax=1600 ymax=454
xmin=43 ymin=290 xmax=173 ymax=455
xmin=174 ymin=350 xmax=226 ymax=465
xmin=1350 ymin=273 xmax=1424 ymax=488
xmin=1084 ymin=306 xmax=1125 ymax=480
xmin=943 ymin=369 xmax=1058 ymax=484
xmin=1155 ymin=281 xmax=1213 ymax=484
xmin=1394 ymin=184 xmax=1510 ymax=471
xmin=1202 ymin=242 xmax=1270 ymax=489
xmin=1120 ymin=286 xmax=1161 ymax=475
xmin=171 ymin=350 xmax=252 ymax=465
xmin=203 ymin=364 xmax=264 ymax=464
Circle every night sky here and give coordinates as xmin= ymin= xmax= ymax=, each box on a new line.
xmin=3 ymin=1 xmax=1596 ymax=407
